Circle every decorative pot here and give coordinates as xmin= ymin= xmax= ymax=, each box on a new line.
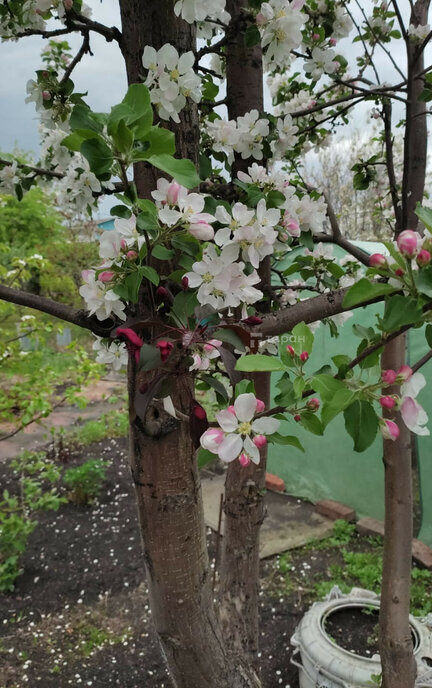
xmin=291 ymin=587 xmax=432 ymax=687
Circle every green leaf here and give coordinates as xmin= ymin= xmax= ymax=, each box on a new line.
xmin=266 ymin=190 xmax=286 ymax=208
xmin=70 ymin=104 xmax=104 ymax=133
xmin=321 ymin=389 xmax=356 ymax=427
xmin=141 ymin=265 xmax=159 ymax=286
xmin=300 ymin=411 xmax=323 ymax=436
xmin=414 ymin=266 xmax=432 ymax=298
xmin=152 ymin=245 xmax=174 ymax=260
xmin=110 ymin=204 xmax=132 ymax=219
xmin=108 ymin=84 xmax=153 ymax=138
xmin=382 ymin=295 xmax=423 ymax=332
xmin=383 ymin=241 xmax=405 ymax=269
xmin=112 ymin=119 xmax=133 ymax=154
xmin=235 ymin=380 xmax=255 ymax=397
xmin=268 ymin=433 xmax=304 ymax=451
xmin=136 ymin=198 xmax=160 ymax=231
xmin=138 ymin=343 xmax=161 ymax=372
xmin=171 ymin=234 xmax=200 ymax=257
xmin=132 ymin=127 xmax=176 ymax=159
xmin=298 ymin=231 xmax=314 ymax=251
xmin=61 ymin=132 xmax=86 ymax=151
xmin=80 ymin=137 xmax=113 ymax=176
xmin=148 ymin=154 xmax=200 ymax=189
xmin=291 ymin=322 xmax=314 ymax=354
xmin=293 ymin=376 xmax=305 ymax=398
xmin=343 ymin=278 xmax=396 ymax=308
xmin=274 ymin=374 xmax=296 ymax=406
xmin=416 ymin=203 xmax=432 ymax=231
xmin=200 ymin=374 xmax=229 ymax=402
xmin=425 ymin=324 xmax=432 ymax=349
xmin=343 ymin=400 xmax=378 ymax=452
xmin=244 ymin=23 xmax=261 ymax=47
xmin=212 ymin=328 xmax=246 ymax=352
xmin=197 ymin=447 xmax=216 ymax=469
xmin=311 ymin=375 xmax=346 ymax=401
xmin=172 ymin=290 xmax=199 ymax=323
xmin=199 ymin=154 xmax=212 ymax=181
xmin=235 ymin=354 xmax=285 ymax=372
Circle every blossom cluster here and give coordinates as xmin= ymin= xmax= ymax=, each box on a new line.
xmin=0 ymin=0 xmax=91 ymax=38
xmin=256 ymin=0 xmax=305 ymax=71
xmin=142 ymin=44 xmax=202 ymax=123
xmin=174 ymin=0 xmax=229 ymax=27
xmin=380 ymin=369 xmax=429 ymax=438
xmin=206 ymin=111 xmax=270 ymax=162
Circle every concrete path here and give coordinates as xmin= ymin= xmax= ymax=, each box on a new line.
xmin=0 ymin=377 xmax=126 ymax=461
xmin=201 ymin=473 xmax=333 ymax=558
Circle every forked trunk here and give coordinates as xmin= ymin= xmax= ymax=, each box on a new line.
xmin=379 ymin=335 xmax=417 ymax=688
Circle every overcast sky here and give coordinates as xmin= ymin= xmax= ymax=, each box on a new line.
xmin=0 ymin=1 xmax=427 ymax=216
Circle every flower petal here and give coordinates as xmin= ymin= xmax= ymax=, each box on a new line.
xmin=401 ymin=397 xmax=430 ymax=436
xmin=218 ymin=434 xmax=243 ymax=462
xmin=401 ymin=372 xmax=426 ymax=399
xmin=234 ymin=393 xmax=257 ymax=422
xmin=243 ymin=435 xmax=260 ymax=464
xmin=216 ymin=409 xmax=238 ymax=433
xmin=252 ymin=417 xmax=280 ymax=435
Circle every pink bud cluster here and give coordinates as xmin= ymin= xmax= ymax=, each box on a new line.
xmin=379 ymin=365 xmax=414 ymax=441
xmin=369 ymin=230 xmax=431 ymax=273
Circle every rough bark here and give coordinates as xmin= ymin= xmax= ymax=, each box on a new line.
xmin=219 ymin=3 xmax=267 ymax=659
xmin=127 ymin=367 xmax=261 ymax=688
xmin=379 ymin=334 xmax=417 ymax=688
xmin=401 ymin=0 xmax=431 ymax=232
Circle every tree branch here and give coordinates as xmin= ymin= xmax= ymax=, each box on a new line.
xmin=383 ymin=101 xmax=403 ymax=232
xmin=0 ymin=284 xmax=115 ymax=337
xmin=0 ymin=158 xmax=64 ymax=179
xmin=60 ymin=32 xmax=91 ymax=85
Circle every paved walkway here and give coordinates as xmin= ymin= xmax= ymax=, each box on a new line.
xmin=0 ymin=377 xmax=126 ymax=461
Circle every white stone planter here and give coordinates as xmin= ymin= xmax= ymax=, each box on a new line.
xmin=291 ymin=587 xmax=432 ymax=687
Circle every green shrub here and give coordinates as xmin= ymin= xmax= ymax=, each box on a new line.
xmin=63 ymin=459 xmax=110 ymax=505
xmin=0 ymin=451 xmax=65 ymax=592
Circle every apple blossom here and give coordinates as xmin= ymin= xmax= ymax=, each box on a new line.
xmin=300 ymin=351 xmax=309 ymax=362
xmin=379 ymin=396 xmax=396 ymax=409
xmin=382 ymin=369 xmax=397 ymax=385
xmin=92 ymin=338 xmax=128 ymax=372
xmin=369 ymin=253 xmax=387 ymax=267
xmin=203 ymin=393 xmax=279 ymax=465
xmin=200 ymin=427 xmax=225 ymax=453
xmin=417 ymin=249 xmax=431 ymax=267
xmin=400 ymin=372 xmax=429 ymax=435
xmin=79 ymin=270 xmax=126 ymax=322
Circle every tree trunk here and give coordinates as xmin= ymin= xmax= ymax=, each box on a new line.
xmin=401 ymin=0 xmax=430 ymax=232
xmin=219 ymin=0 xmax=269 ymax=661
xmin=119 ymin=2 xmax=262 ymax=685
xmin=379 ymin=334 xmax=417 ymax=688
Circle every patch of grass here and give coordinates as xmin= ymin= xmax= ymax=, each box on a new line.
xmin=66 ymin=409 xmax=128 ymax=447
xmin=307 ymin=519 xmax=357 ymax=550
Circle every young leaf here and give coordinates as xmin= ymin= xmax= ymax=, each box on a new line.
xmin=343 ymin=278 xmax=396 ymax=308
xmin=235 ymin=355 xmax=286 ymax=372
xmin=300 ymin=411 xmax=323 ymax=435
xmin=148 ymin=154 xmax=200 ymax=189
xmin=343 ymin=400 xmax=378 ymax=452
xmin=80 ymin=137 xmax=113 ymax=176
xmin=267 ymin=433 xmax=304 ymax=451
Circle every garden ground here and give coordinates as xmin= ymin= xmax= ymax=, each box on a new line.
xmin=1 ymin=414 xmax=432 ymax=688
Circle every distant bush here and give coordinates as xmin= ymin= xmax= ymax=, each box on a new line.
xmin=63 ymin=459 xmax=110 ymax=505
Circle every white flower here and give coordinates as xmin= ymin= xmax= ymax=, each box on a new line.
xmin=93 ymin=338 xmax=128 ymax=371
xmin=79 ymin=270 xmax=126 ymax=322
xmin=207 ymin=393 xmax=280 ymax=464
xmin=333 ymin=6 xmax=353 ymax=38
xmin=174 ymin=0 xmax=226 ymax=23
xmin=408 ymin=23 xmax=430 ymax=42
xmin=234 ymin=110 xmax=269 ymax=161
xmin=259 ymin=0 xmax=305 ymax=70
xmin=206 ymin=119 xmax=239 ymax=163
xmin=304 ymin=47 xmax=339 ymax=81
xmin=157 ymin=186 xmax=215 ymax=239
xmin=400 ymin=373 xmax=429 ymax=436
xmin=271 ymin=114 xmax=299 ymax=159
xmin=142 ymin=43 xmax=201 ymax=123
xmin=0 ymin=161 xmax=19 ymax=195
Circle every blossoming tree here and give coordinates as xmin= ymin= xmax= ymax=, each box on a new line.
xmin=1 ymin=0 xmax=432 ymax=686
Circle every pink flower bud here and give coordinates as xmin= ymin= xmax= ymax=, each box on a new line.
xmin=181 ymin=276 xmax=189 ymax=290
xmin=280 ymin=232 xmax=289 ymax=241
xmin=282 ymin=215 xmax=301 ymax=237
xmin=200 ymin=427 xmax=225 ymax=453
xmin=397 ymin=229 xmax=420 ymax=257
xmin=286 ymin=345 xmax=295 ymax=356
xmin=395 ymin=267 xmax=405 ymax=277
xmin=253 ymin=434 xmax=267 ymax=449
xmin=126 ymin=250 xmax=138 ymax=260
xmin=98 ymin=271 xmax=115 ymax=283
xmin=329 ymin=37 xmax=337 ymax=46
xmin=381 ymin=419 xmax=400 ymax=441
xmin=312 ymin=32 xmax=320 ymax=40
xmin=381 ymin=369 xmax=397 ymax=385
xmin=156 ymin=286 xmax=168 ymax=298
xmin=120 ymin=239 xmax=128 ymax=250
xmin=417 ymin=249 xmax=431 ymax=267
xmin=255 ymin=399 xmax=265 ymax=413
xmin=294 ymin=414 xmax=301 ymax=422
xmin=189 ymin=220 xmax=214 ymax=241
xmin=307 ymin=397 xmax=320 ymax=410
xmin=256 ymin=12 xmax=267 ymax=25
xmin=397 ymin=365 xmax=412 ymax=382
xmin=156 ymin=340 xmax=174 ymax=362
xmin=193 ymin=402 xmax=207 ymax=421
xmin=239 ymin=453 xmax=251 ymax=467
xmin=166 ymin=181 xmax=181 ymax=205
xmin=379 ymin=396 xmax=396 ymax=409
xmin=300 ymin=351 xmax=309 ymax=362
xmin=227 ymin=405 xmax=236 ymax=415
xmin=203 ymin=339 xmax=222 ymax=352
xmin=42 ymin=91 xmax=51 ymax=101
xmin=369 ymin=253 xmax=387 ymax=268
